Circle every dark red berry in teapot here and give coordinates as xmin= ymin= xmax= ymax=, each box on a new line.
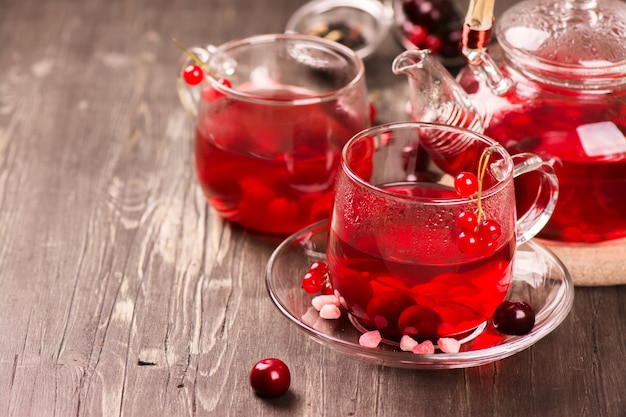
xmin=397 ymin=0 xmax=462 ymax=60
xmin=440 ymin=29 xmax=463 ymax=59
xmin=402 ymin=0 xmax=457 ymax=27
xmin=493 ymin=301 xmax=536 ymax=335
xmin=249 ymin=358 xmax=291 ymax=397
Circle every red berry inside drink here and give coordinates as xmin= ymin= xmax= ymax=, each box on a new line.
xmin=327 ymin=182 xmax=515 ymax=340
xmin=195 ymin=84 xmax=368 ymax=234
xmin=485 ymin=100 xmax=626 ymax=243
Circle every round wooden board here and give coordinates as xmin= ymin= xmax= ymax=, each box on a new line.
xmin=539 ymin=238 xmax=626 ymax=286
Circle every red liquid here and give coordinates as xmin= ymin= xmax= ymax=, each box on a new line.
xmin=195 ymin=87 xmax=368 ymax=234
xmin=485 ymin=100 xmax=626 ymax=242
xmin=327 ymin=183 xmax=515 ymax=340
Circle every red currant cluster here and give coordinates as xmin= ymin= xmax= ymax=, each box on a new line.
xmin=453 ymin=162 xmax=502 ymax=256
xmin=176 ymin=39 xmax=232 ymax=94
xmin=402 ymin=22 xmax=444 ymax=55
xmin=456 ymin=211 xmax=502 ymax=256
xmin=182 ymin=63 xmax=232 ymax=92
xmin=301 ymin=261 xmax=334 ymax=295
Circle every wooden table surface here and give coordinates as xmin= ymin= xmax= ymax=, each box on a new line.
xmin=1 ymin=0 xmax=625 ymax=416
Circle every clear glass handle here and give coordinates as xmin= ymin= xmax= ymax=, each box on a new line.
xmin=511 ymin=153 xmax=559 ymax=245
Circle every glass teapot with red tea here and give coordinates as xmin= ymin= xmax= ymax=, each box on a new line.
xmin=392 ymin=0 xmax=626 ymax=244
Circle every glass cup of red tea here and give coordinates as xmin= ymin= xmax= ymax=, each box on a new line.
xmin=326 ymin=122 xmax=559 ymax=342
xmin=176 ymin=34 xmax=370 ymax=234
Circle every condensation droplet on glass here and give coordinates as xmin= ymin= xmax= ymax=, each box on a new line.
xmin=425 ymin=210 xmax=445 ymax=228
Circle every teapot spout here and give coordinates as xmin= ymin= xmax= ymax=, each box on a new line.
xmin=391 ymin=49 xmax=431 ymax=76
xmin=392 ymin=49 xmax=485 ymax=134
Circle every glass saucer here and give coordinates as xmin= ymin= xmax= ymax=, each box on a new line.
xmin=265 ymin=220 xmax=575 ymax=369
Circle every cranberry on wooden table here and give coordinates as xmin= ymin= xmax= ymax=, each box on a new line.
xmin=249 ymin=358 xmax=291 ymax=398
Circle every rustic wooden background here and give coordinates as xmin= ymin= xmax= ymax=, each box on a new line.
xmin=0 ymin=0 xmax=625 ymax=416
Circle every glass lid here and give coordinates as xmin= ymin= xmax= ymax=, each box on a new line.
xmin=495 ymin=0 xmax=626 ymax=86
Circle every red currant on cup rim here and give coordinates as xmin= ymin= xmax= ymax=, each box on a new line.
xmin=218 ymin=78 xmax=232 ymax=89
xmin=182 ymin=64 xmax=204 ymax=86
xmin=249 ymin=358 xmax=291 ymax=397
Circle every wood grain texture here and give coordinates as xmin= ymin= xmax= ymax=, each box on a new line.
xmin=0 ymin=0 xmax=625 ymax=416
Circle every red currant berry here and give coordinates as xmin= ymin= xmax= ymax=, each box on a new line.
xmin=202 ymin=78 xmax=232 ymax=102
xmin=320 ymin=280 xmax=334 ymax=295
xmin=454 ymin=172 xmax=478 ymax=197
xmin=249 ymin=358 xmax=291 ymax=397
xmin=480 ymin=238 xmax=497 ymax=257
xmin=302 ymin=263 xmax=329 ymax=294
xmin=308 ymin=261 xmax=329 ymax=276
xmin=456 ymin=210 xmax=478 ymax=231
xmin=182 ymin=64 xmax=204 ymax=86
xmin=368 ymin=102 xmax=377 ymax=124
xmin=457 ymin=231 xmax=481 ymax=255
xmin=493 ymin=301 xmax=536 ymax=335
xmin=479 ymin=219 xmax=502 ymax=242
xmin=381 ymin=131 xmax=394 ymax=146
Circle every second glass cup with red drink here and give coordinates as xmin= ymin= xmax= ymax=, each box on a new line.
xmin=326 ymin=122 xmax=559 ymax=342
xmin=177 ymin=34 xmax=370 ymax=234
